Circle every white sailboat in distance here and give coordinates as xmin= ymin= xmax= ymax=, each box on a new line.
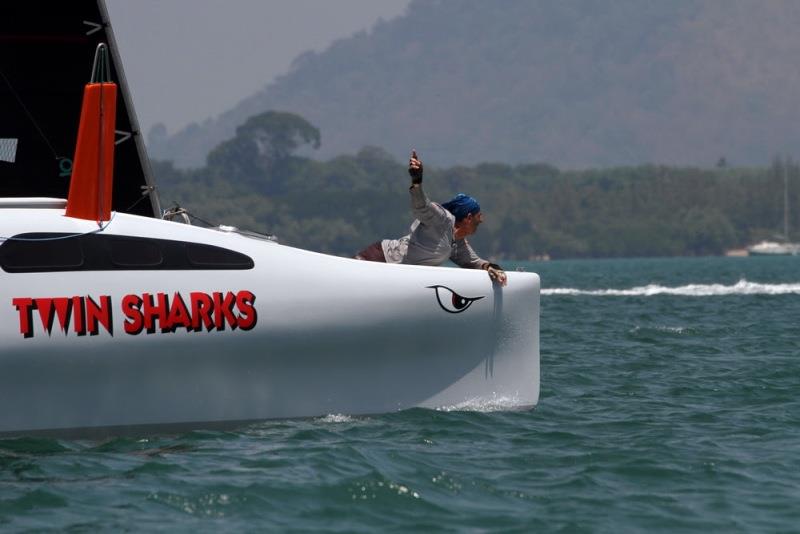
xmin=748 ymin=161 xmax=800 ymax=256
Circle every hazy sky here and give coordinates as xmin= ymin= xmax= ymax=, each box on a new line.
xmin=105 ymin=1 xmax=410 ymax=137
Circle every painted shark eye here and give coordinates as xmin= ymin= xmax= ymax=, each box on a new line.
xmin=427 ymin=285 xmax=485 ymax=314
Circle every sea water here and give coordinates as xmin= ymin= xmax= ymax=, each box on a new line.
xmin=1 ymin=256 xmax=799 ymax=531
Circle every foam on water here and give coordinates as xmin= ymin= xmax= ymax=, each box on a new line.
xmin=316 ymin=414 xmax=355 ymax=423
xmin=543 ymin=278 xmax=800 ymax=296
xmin=437 ymin=394 xmax=523 ymax=413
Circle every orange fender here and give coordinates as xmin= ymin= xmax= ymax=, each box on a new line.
xmin=65 ymin=81 xmax=117 ymax=222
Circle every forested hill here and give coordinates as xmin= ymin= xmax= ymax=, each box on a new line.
xmin=151 ymin=110 xmax=800 ymax=260
xmin=150 ymin=0 xmax=800 ymax=169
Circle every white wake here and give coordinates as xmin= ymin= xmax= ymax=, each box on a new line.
xmin=543 ymin=278 xmax=800 ymax=297
xmin=316 ymin=414 xmax=355 ymax=423
xmin=437 ymin=394 xmax=524 ymax=413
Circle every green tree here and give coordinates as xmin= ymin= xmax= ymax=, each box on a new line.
xmin=206 ymin=111 xmax=321 ymax=192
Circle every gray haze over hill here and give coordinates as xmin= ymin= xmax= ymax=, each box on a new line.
xmin=107 ymin=0 xmax=409 ymax=141
xmin=149 ymin=0 xmax=800 ymax=169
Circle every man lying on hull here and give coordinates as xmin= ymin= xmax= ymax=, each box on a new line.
xmin=355 ymin=150 xmax=507 ymax=286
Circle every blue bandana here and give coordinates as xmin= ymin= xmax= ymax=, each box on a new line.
xmin=441 ymin=193 xmax=480 ymax=221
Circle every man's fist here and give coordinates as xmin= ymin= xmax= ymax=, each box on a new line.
xmin=408 ymin=149 xmax=423 ymax=184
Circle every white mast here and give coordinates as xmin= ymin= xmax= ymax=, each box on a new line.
xmin=784 ymin=160 xmax=790 ymax=242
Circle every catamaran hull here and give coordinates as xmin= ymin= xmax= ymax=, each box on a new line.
xmin=0 ymin=208 xmax=540 ymax=435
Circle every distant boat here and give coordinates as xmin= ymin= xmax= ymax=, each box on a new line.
xmin=747 ymin=240 xmax=800 ymax=256
xmin=747 ymin=160 xmax=800 ymax=256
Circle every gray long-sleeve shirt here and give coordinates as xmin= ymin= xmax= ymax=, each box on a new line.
xmin=381 ymin=184 xmax=486 ymax=268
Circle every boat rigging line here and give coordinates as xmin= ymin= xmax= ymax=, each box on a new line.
xmin=0 ymin=210 xmax=118 ymax=243
xmin=0 ymin=68 xmax=62 ymax=161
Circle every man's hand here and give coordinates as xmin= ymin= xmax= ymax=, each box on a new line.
xmin=486 ymin=263 xmax=508 ymax=286
xmin=408 ymin=149 xmax=423 ymax=184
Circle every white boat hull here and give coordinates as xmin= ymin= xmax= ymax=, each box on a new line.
xmin=0 ymin=207 xmax=540 ymax=435
xmin=747 ymin=241 xmax=800 ymax=256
